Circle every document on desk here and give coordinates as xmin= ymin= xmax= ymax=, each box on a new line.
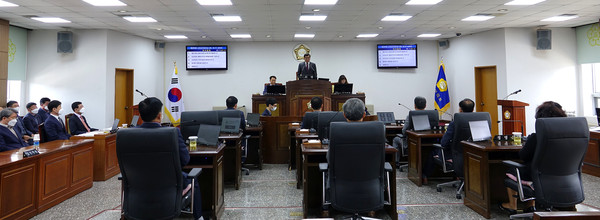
xmin=591 ymin=127 xmax=600 ymax=132
xmin=77 ymin=131 xmax=105 ymax=137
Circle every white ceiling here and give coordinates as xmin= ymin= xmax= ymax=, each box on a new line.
xmin=0 ymin=0 xmax=598 ymax=42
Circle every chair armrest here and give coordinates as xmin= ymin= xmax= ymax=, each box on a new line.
xmin=117 ymin=173 xmax=122 ymax=180
xmin=319 ymin=163 xmax=328 ymax=172
xmin=244 ymin=135 xmax=252 ymax=139
xmin=384 ymin=162 xmax=392 ymax=172
xmin=503 ymin=160 xmax=525 ymax=169
xmin=432 ymin=143 xmax=443 ymax=149
xmin=396 ymin=134 xmax=404 ymax=138
xmin=186 ymin=168 xmax=203 ymax=179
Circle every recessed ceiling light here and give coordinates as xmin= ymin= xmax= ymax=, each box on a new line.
xmin=304 ymin=0 xmax=337 ymax=5
xmin=230 ymin=34 xmax=251 ymax=38
xmin=305 ymin=26 xmax=311 ymax=29
xmin=312 ymin=9 xmax=320 ymax=12
xmin=213 ymin=15 xmax=242 ymax=22
xmin=299 ymin=15 xmax=327 ymax=21
xmin=123 ymin=16 xmax=157 ymax=22
xmin=0 ymin=0 xmax=18 ymax=7
xmin=400 ymin=34 xmax=406 ymax=37
xmin=406 ymin=0 xmax=443 ymax=5
xmin=498 ymin=9 xmax=508 ymax=12
xmin=381 ymin=15 xmax=412 ymax=21
xmin=449 ymin=26 xmax=456 ymax=29
xmin=83 ymin=0 xmax=126 ymax=6
xmin=462 ymin=15 xmax=495 ymax=21
xmin=155 ymin=28 xmax=163 ymax=31
xmin=504 ymin=0 xmax=545 ymax=6
xmin=201 ymin=35 xmax=207 ymax=38
xmin=338 ymin=35 xmax=343 ymax=38
xmin=356 ymin=34 xmax=378 ymax=38
xmin=196 ymin=0 xmax=232 ymax=6
xmin=378 ymin=26 xmax=384 ymax=29
xmin=231 ymin=27 xmax=238 ymax=30
xmin=31 ymin=17 xmax=71 ymax=23
xmin=541 ymin=14 xmax=578 ymax=22
xmin=164 ymin=35 xmax=187 ymax=39
xmin=295 ymin=34 xmax=315 ymax=38
xmin=418 ymin=33 xmax=441 ymax=38
xmin=266 ymin=35 xmax=271 ymax=38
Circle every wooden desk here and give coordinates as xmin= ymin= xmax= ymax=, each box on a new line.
xmin=462 ymin=140 xmax=522 ymax=219
xmin=0 ymin=139 xmax=94 ymax=219
xmin=295 ymin=132 xmax=319 ymax=189
xmin=406 ymin=130 xmax=445 ymax=186
xmin=70 ymin=133 xmax=119 ymax=181
xmin=385 ymin=124 xmax=403 ymax=144
xmin=583 ymin=131 xmax=600 ymax=177
xmin=186 ymin=144 xmax=225 ymax=220
xmin=260 ymin=116 xmax=302 ymax=164
xmin=219 ymin=132 xmax=242 ymax=190
xmin=288 ymin=123 xmax=300 ymax=170
xmin=301 ymin=144 xmax=397 ymax=220
xmin=244 ymin=126 xmax=263 ymax=170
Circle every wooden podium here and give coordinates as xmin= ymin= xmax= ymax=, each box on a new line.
xmin=497 ymin=100 xmax=529 ymax=135
xmin=286 ymin=80 xmax=332 ymax=116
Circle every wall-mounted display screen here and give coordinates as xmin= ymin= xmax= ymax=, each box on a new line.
xmin=186 ymin=45 xmax=228 ymax=70
xmin=377 ymin=44 xmax=417 ymax=68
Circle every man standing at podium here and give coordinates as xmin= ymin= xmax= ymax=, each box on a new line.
xmin=297 ymin=54 xmax=317 ymax=79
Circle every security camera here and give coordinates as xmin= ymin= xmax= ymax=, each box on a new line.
xmin=456 ymin=33 xmax=462 ymax=37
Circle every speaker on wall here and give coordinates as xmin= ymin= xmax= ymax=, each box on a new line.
xmin=155 ymin=41 xmax=165 ymax=49
xmin=536 ymin=29 xmax=551 ymax=50
xmin=438 ymin=40 xmax=449 ymax=48
xmin=57 ymin=31 xmax=73 ymax=53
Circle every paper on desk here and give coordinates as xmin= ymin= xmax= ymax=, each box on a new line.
xmin=77 ymin=131 xmax=104 ymax=137
xmin=292 ymin=122 xmax=300 ymax=126
xmin=591 ymin=127 xmax=600 ymax=131
xmin=299 ymin=129 xmax=309 ymax=132
xmin=307 ymin=139 xmax=320 ymax=144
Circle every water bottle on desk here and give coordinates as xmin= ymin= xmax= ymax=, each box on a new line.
xmin=33 ymin=134 xmax=40 ymax=150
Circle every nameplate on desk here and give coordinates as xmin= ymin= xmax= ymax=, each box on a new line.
xmin=303 ymin=139 xmax=322 ymax=149
xmin=297 ymin=129 xmax=310 ymax=134
xmin=23 ymin=149 xmax=40 ymax=158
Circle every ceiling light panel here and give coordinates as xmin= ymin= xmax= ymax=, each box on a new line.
xmin=31 ymin=17 xmax=71 ymax=23
xmin=504 ymin=0 xmax=545 ymax=6
xmin=381 ymin=15 xmax=412 ymax=21
xmin=82 ymin=0 xmax=126 ymax=6
xmin=356 ymin=34 xmax=378 ymax=38
xmin=295 ymin=34 xmax=315 ymax=38
xmin=213 ymin=15 xmax=242 ymax=22
xmin=406 ymin=0 xmax=443 ymax=5
xmin=299 ymin=15 xmax=327 ymax=21
xmin=123 ymin=16 xmax=157 ymax=22
xmin=462 ymin=15 xmax=495 ymax=21
xmin=541 ymin=15 xmax=578 ymax=22
xmin=164 ymin=35 xmax=188 ymax=39
xmin=304 ymin=0 xmax=337 ymax=5
xmin=417 ymin=33 xmax=441 ymax=37
xmin=230 ymin=34 xmax=251 ymax=38
xmin=0 ymin=0 xmax=18 ymax=7
xmin=196 ymin=0 xmax=232 ymax=6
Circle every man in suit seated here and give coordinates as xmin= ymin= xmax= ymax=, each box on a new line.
xmin=7 ymin=101 xmax=33 ymax=144
xmin=23 ymin=102 xmax=40 ymax=134
xmin=37 ymin=97 xmax=51 ymax=124
xmin=263 ymin=75 xmax=281 ymax=95
xmin=137 ymin=97 xmax=203 ymax=220
xmin=69 ymin=101 xmax=98 ymax=135
xmin=44 ymin=100 xmax=71 ymax=141
xmin=225 ymin=96 xmax=246 ymax=131
xmin=301 ymin=96 xmax=322 ymax=129
xmin=0 ymin=108 xmax=29 ymax=151
xmin=262 ymin=97 xmax=278 ymax=116
xmin=342 ymin=98 xmax=366 ymax=122
xmin=393 ymin=96 xmax=426 ymax=166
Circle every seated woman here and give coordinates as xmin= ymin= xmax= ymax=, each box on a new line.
xmin=499 ymin=101 xmax=567 ymax=214
xmin=337 ymin=75 xmax=348 ymax=84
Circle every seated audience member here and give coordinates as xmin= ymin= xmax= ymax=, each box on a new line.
xmin=44 ymin=100 xmax=71 ymax=141
xmin=23 ymin=102 xmax=40 ymax=134
xmin=337 ymin=75 xmax=348 ymax=84
xmin=7 ymin=101 xmax=32 ymax=144
xmin=225 ymin=96 xmax=246 ymax=131
xmin=499 ymin=101 xmax=567 ymax=214
xmin=69 ymin=101 xmax=98 ymax=135
xmin=263 ymin=75 xmax=280 ymax=95
xmin=301 ymin=97 xmax=323 ymax=129
xmin=0 ymin=108 xmax=29 ymax=151
xmin=342 ymin=98 xmax=366 ymax=122
xmin=137 ymin=97 xmax=203 ymax=220
xmin=262 ymin=98 xmax=278 ymax=116
xmin=37 ymin=97 xmax=51 ymax=123
xmin=393 ymin=96 xmax=426 ymax=164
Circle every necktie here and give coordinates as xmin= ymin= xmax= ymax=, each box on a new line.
xmin=306 ymin=62 xmax=309 ymax=71
xmin=80 ymin=116 xmax=91 ymax=132
xmin=8 ymin=127 xmax=18 ymax=139
xmin=58 ymin=117 xmax=65 ymax=130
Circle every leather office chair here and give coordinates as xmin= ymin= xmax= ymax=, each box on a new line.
xmin=116 ymin=127 xmax=202 ymax=220
xmin=319 ymin=121 xmax=392 ymax=219
xmin=433 ymin=112 xmax=491 ymax=199
xmin=64 ymin=113 xmax=74 ymax=135
xmin=180 ymin=111 xmax=219 ymax=141
xmin=38 ymin=123 xmax=47 ymax=143
xmin=503 ymin=117 xmax=588 ymax=219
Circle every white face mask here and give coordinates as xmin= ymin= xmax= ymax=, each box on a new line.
xmin=79 ymin=107 xmax=85 ymax=114
xmin=58 ymin=108 xmax=64 ymax=115
xmin=7 ymin=118 xmax=17 ymax=127
xmin=43 ymin=105 xmax=48 ymax=110
xmin=272 ymin=106 xmax=277 ymax=111
xmin=31 ymin=108 xmax=39 ymax=114
xmin=11 ymin=108 xmax=19 ymax=114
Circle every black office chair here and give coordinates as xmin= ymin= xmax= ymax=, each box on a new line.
xmin=407 ymin=110 xmax=439 ymax=130
xmin=180 ymin=111 xmax=219 ymax=141
xmin=116 ymin=127 xmax=202 ymax=220
xmin=433 ymin=112 xmax=491 ymax=199
xmin=217 ymin=110 xmax=251 ymax=175
xmin=503 ymin=117 xmax=588 ymax=219
xmin=319 ymin=121 xmax=392 ymax=219
xmin=395 ymin=133 xmax=408 ymax=172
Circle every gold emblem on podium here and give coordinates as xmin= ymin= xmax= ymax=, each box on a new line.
xmin=504 ymin=110 xmax=511 ymax=119
xmin=293 ymin=44 xmax=311 ymax=61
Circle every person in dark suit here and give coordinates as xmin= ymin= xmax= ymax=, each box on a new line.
xmin=296 ymin=53 xmax=317 ymax=79
xmin=263 ymin=76 xmax=282 ymax=95
xmin=44 ymin=100 xmax=71 ymax=141
xmin=301 ymin=97 xmax=322 ymax=129
xmin=499 ymin=101 xmax=567 ymax=214
xmin=7 ymin=101 xmax=33 ymax=144
xmin=262 ymin=97 xmax=277 ymax=116
xmin=393 ymin=96 xmax=426 ymax=167
xmin=137 ymin=97 xmax=203 ymax=220
xmin=37 ymin=97 xmax=51 ymax=124
xmin=225 ymin=96 xmax=246 ymax=131
xmin=0 ymin=108 xmax=29 ymax=151
xmin=68 ymin=101 xmax=98 ymax=135
xmin=23 ymin=102 xmax=40 ymax=134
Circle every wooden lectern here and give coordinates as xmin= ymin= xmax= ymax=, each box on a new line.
xmin=497 ymin=100 xmax=529 ymax=135
xmin=286 ymin=80 xmax=332 ymax=116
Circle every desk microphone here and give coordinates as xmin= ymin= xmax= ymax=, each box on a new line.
xmin=398 ymin=103 xmax=412 ymax=111
xmin=437 ymin=109 xmax=454 ymax=120
xmin=135 ymin=89 xmax=148 ymax=98
xmin=502 ymin=89 xmax=522 ymax=100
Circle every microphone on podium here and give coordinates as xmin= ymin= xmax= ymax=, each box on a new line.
xmin=135 ymin=89 xmax=148 ymax=98
xmin=398 ymin=103 xmax=412 ymax=111
xmin=502 ymin=89 xmax=522 ymax=100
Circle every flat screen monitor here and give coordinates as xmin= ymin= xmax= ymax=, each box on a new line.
xmin=317 ymin=111 xmax=347 ymax=140
xmin=130 ymin=115 xmax=139 ymax=127
xmin=469 ymin=120 xmax=492 ymax=141
xmin=377 ymin=44 xmax=418 ymax=69
xmin=110 ymin=119 xmax=120 ymax=133
xmin=197 ymin=124 xmax=220 ymax=146
xmin=220 ymin=117 xmax=241 ymax=133
xmin=186 ymin=45 xmax=228 ymax=70
xmin=266 ymin=85 xmax=286 ymax=94
xmin=412 ymin=115 xmax=431 ymax=131
xmin=377 ymin=112 xmax=396 ymax=124
xmin=407 ymin=110 xmax=439 ymax=130
xmin=216 ymin=110 xmax=241 ymax=125
xmin=333 ymin=83 xmax=353 ymax=94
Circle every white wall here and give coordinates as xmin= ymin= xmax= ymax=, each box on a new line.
xmin=164 ymin=41 xmax=440 ymax=120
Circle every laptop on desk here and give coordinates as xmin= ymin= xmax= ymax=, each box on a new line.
xmin=246 ymin=113 xmax=260 ymax=127
xmin=469 ymin=120 xmax=492 ymax=141
xmin=412 ymin=115 xmax=431 ymax=131
xmin=266 ymin=85 xmax=286 ymax=94
xmin=109 ymin=119 xmax=120 ymax=134
xmin=197 ymin=124 xmax=221 ymax=146
xmin=220 ymin=117 xmax=241 ymax=133
xmin=334 ymin=83 xmax=353 ymax=94
xmin=129 ymin=115 xmax=139 ymax=127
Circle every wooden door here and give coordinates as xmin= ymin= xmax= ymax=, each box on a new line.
xmin=475 ymin=66 xmax=498 ymax=136
xmin=114 ymin=69 xmax=133 ymax=125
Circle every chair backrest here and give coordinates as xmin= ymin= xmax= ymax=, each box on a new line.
xmin=38 ymin=123 xmax=47 ymax=143
xmin=181 ymin=111 xmax=218 ymax=141
xmin=65 ymin=113 xmax=74 ymax=135
xmin=116 ymin=127 xmax=184 ymax=220
xmin=531 ymin=117 xmax=588 ymax=207
xmin=301 ymin=112 xmax=319 ymax=130
xmin=407 ymin=110 xmax=439 ymax=130
xmin=216 ymin=110 xmax=241 ymax=125
xmin=317 ymin=111 xmax=346 ymax=140
xmin=328 ymin=121 xmax=386 ymax=213
xmin=450 ymin=112 xmax=491 ymax=177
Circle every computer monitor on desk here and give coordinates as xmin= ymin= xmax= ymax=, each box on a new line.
xmin=377 ymin=112 xmax=395 ymax=125
xmin=220 ymin=117 xmax=241 ymax=133
xmin=266 ymin=85 xmax=286 ymax=94
xmin=407 ymin=110 xmax=439 ymax=130
xmin=197 ymin=124 xmax=220 ymax=146
xmin=333 ymin=83 xmax=353 ymax=94
xmin=317 ymin=111 xmax=346 ymax=141
xmin=180 ymin=111 xmax=219 ymax=140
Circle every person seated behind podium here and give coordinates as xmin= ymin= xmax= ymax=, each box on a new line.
xmin=37 ymin=97 xmax=51 ymax=123
xmin=297 ymin=53 xmax=317 ymax=79
xmin=499 ymin=101 xmax=567 ymax=214
xmin=301 ymin=97 xmax=322 ymax=129
xmin=69 ymin=101 xmax=98 ymax=135
xmin=44 ymin=100 xmax=71 ymax=142
xmin=262 ymin=98 xmax=278 ymax=116
xmin=263 ymin=75 xmax=282 ymax=95
xmin=23 ymin=102 xmax=40 ymax=134
xmin=0 ymin=108 xmax=29 ymax=151
xmin=137 ymin=97 xmax=203 ymax=220
xmin=393 ymin=96 xmax=426 ymax=163
xmin=7 ymin=101 xmax=33 ymax=144
xmin=337 ymin=75 xmax=348 ymax=84
xmin=225 ymin=96 xmax=246 ymax=131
